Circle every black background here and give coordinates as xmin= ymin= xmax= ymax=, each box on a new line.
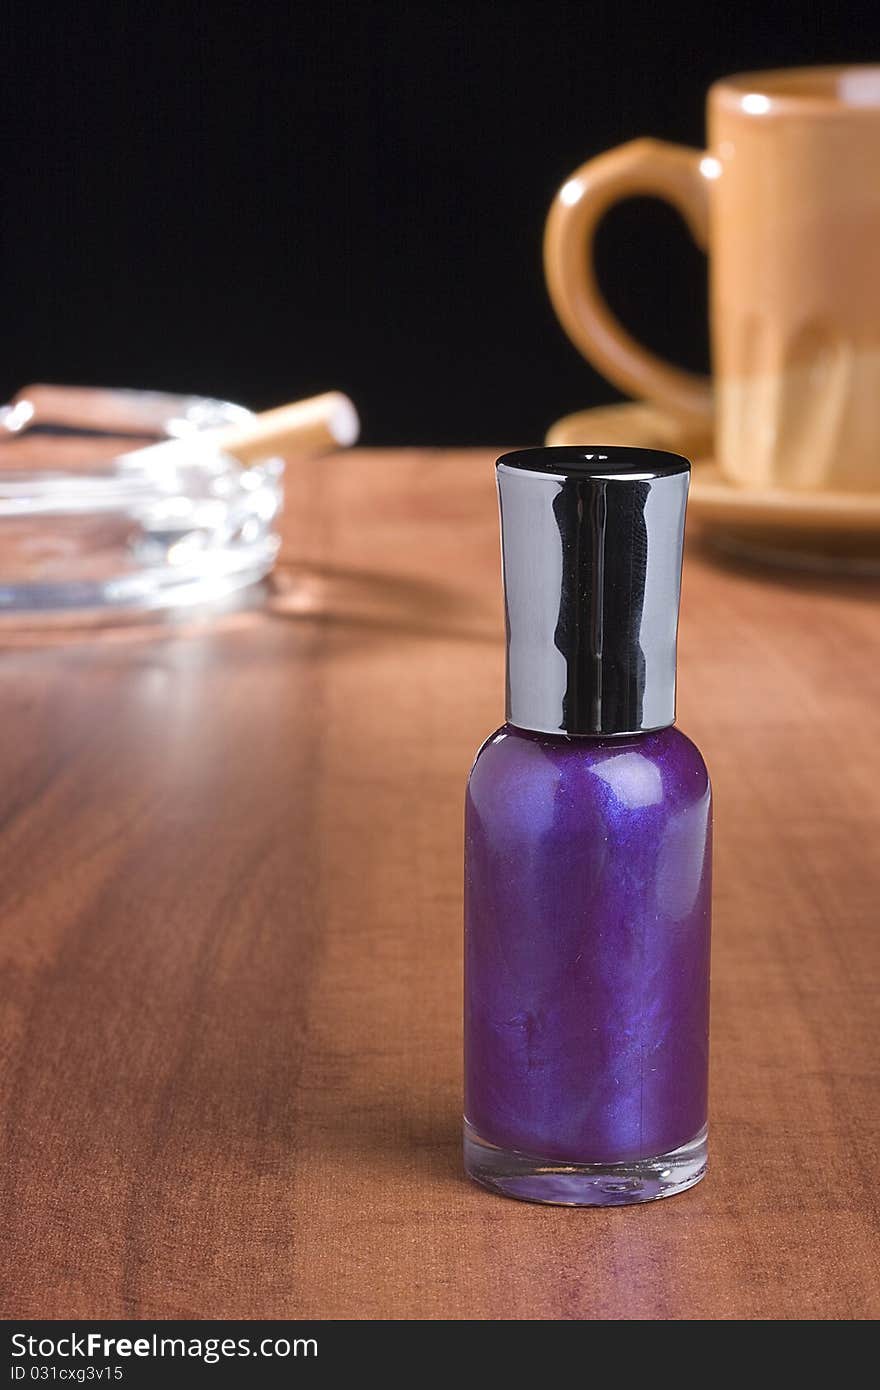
xmin=3 ymin=2 xmax=878 ymax=443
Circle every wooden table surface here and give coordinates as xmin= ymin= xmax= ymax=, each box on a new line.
xmin=1 ymin=448 xmax=878 ymax=1321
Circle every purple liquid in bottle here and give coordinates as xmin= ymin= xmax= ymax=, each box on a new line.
xmin=463 ymin=448 xmax=712 ymax=1205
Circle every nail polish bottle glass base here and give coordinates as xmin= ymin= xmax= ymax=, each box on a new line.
xmin=464 ymin=1121 xmax=707 ymax=1208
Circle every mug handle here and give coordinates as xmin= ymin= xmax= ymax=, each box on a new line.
xmin=544 ymin=138 xmax=714 ymax=425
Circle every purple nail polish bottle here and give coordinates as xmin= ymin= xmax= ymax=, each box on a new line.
xmin=464 ymin=447 xmax=711 ymax=1206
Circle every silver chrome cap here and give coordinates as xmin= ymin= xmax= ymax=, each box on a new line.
xmin=497 ymin=446 xmax=690 ymax=737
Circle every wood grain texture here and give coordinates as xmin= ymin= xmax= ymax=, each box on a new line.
xmin=1 ymin=448 xmax=878 ymax=1321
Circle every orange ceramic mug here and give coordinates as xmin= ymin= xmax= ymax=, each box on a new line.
xmin=544 ymin=66 xmax=880 ymax=492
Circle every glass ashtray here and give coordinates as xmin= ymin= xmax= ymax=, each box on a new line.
xmin=0 ymin=384 xmax=283 ymax=620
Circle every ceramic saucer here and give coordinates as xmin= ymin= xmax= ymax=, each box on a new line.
xmin=546 ymin=402 xmax=880 ymax=572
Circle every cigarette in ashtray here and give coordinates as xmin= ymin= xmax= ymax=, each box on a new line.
xmin=119 ymin=391 xmax=360 ymax=471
